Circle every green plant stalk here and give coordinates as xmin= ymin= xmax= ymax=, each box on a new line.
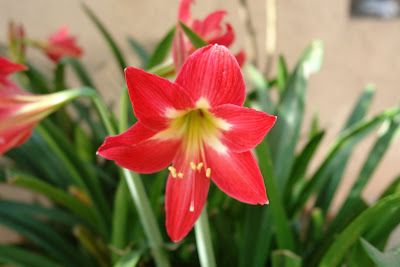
xmin=194 ymin=204 xmax=216 ymax=267
xmin=119 ymin=86 xmax=129 ymax=133
xmin=91 ymin=93 xmax=170 ymax=267
xmin=122 ymin=169 xmax=170 ymax=267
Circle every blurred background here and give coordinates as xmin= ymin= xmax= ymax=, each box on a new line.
xmin=1 ymin=0 xmax=399 ymax=243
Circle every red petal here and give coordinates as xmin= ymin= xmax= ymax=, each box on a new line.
xmin=205 ymin=148 xmax=268 ymax=205
xmin=125 ymin=67 xmax=195 ymax=131
xmin=175 ymin=44 xmax=245 ymax=107
xmin=0 ymin=122 xmax=34 ymax=155
xmin=234 ymin=50 xmax=246 ymax=67
xmin=208 ymin=23 xmax=234 ymax=47
xmin=210 ymin=104 xmax=276 ymax=152
xmin=97 ymin=122 xmax=180 ymax=173
xmin=165 ymin=152 xmax=210 ymax=242
xmin=178 ymin=0 xmax=195 ymax=24
xmin=0 ymin=56 xmax=27 ymax=76
xmin=172 ymin=29 xmax=188 ymax=72
xmin=192 ymin=10 xmax=226 ymax=40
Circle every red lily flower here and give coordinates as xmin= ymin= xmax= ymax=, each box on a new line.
xmin=97 ymin=45 xmax=276 ymax=242
xmin=0 ymin=56 xmax=84 ymax=154
xmin=173 ymin=0 xmax=245 ymax=71
xmin=43 ymin=26 xmax=83 ymax=63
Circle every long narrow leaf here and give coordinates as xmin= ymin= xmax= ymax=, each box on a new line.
xmin=8 ymin=174 xmax=99 ymax=233
xmin=179 ymin=21 xmax=208 ymax=49
xmin=146 ymin=26 xmax=176 ymax=70
xmin=127 ymin=37 xmax=149 ymax=68
xmin=0 ymin=200 xmax=81 ymax=227
xmin=0 ymin=209 xmax=90 ymax=266
xmin=256 ymin=140 xmax=295 ymax=250
xmin=0 ymin=244 xmax=62 ymax=267
xmin=245 ymin=64 xmax=275 ymax=114
xmin=271 ymin=250 xmax=302 ymax=267
xmin=314 ymin=85 xmax=375 ymax=213
xmin=59 ymin=57 xmax=96 ymax=88
xmin=268 ymin=41 xmax=324 ymax=193
xmin=284 ymin=131 xmax=324 ymax=205
xmin=319 ymin=193 xmax=400 ymax=267
xmin=328 ymin=116 xmax=400 ymax=233
xmin=289 ymin=105 xmax=400 ymax=217
xmin=361 ymin=238 xmax=400 ymax=267
xmin=82 ymin=3 xmax=127 ymax=74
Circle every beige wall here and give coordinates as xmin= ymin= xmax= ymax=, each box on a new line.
xmin=0 ymin=0 xmax=399 ymax=215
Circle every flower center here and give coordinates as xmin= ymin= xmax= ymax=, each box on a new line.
xmin=155 ymin=99 xmax=229 ymax=212
xmin=153 ymin=99 xmax=230 ymax=156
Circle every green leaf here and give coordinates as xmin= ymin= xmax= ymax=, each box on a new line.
xmin=268 ymin=41 xmax=324 ymax=193
xmin=127 ymin=37 xmax=150 ymax=67
xmin=289 ymin=105 xmax=400 ymax=217
xmin=319 ymin=193 xmax=400 ymax=267
xmin=314 ymin=85 xmax=375 ymax=213
xmin=364 ymin=201 xmax=400 ymax=250
xmin=23 ymin=63 xmax=52 ymax=94
xmin=380 ymin=175 xmax=400 ymax=199
xmin=256 ymin=140 xmax=295 ymax=250
xmin=114 ymin=248 xmax=145 ymax=267
xmin=73 ymin=225 xmax=110 ymax=267
xmin=59 ymin=57 xmax=96 ymax=88
xmin=54 ymin=61 xmax=66 ymax=91
xmin=283 ymin=131 xmax=324 ymax=206
xmin=0 ymin=244 xmax=62 ymax=267
xmin=82 ymin=3 xmax=127 ymax=74
xmin=245 ymin=64 xmax=275 ymax=114
xmin=361 ymin=238 xmax=400 ymax=267
xmin=179 ymin=21 xmax=208 ymax=49
xmin=35 ymin=121 xmax=111 ymax=233
xmin=0 ymin=208 xmax=90 ymax=266
xmin=276 ymin=55 xmax=289 ymax=94
xmin=305 ymin=208 xmax=324 ymax=245
xmin=146 ymin=26 xmax=176 ymax=70
xmin=343 ymin=84 xmax=375 ymax=130
xmin=271 ymin=250 xmax=302 ymax=267
xmin=239 ymin=205 xmax=273 ymax=267
xmin=0 ymin=200 xmax=81 ymax=227
xmin=111 ymin=178 xmax=135 ymax=262
xmin=9 ymin=174 xmax=99 ymax=233
xmin=327 ymin=115 xmax=400 ymax=237
xmin=310 ymin=111 xmax=320 ymax=138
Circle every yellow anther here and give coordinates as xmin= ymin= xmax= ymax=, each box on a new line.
xmin=178 ymin=172 xmax=184 ymax=178
xmin=197 ymin=162 xmax=204 ymax=171
xmin=190 ymin=162 xmax=196 ymax=170
xmin=168 ymin=166 xmax=177 ymax=178
xmin=206 ymin=168 xmax=211 ymax=178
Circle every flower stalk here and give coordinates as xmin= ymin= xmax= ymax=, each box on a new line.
xmin=91 ymin=92 xmax=170 ymax=267
xmin=194 ymin=204 xmax=216 ymax=267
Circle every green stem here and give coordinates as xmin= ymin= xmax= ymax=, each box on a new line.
xmin=91 ymin=94 xmax=117 ymax=135
xmin=194 ymin=204 xmax=216 ymax=267
xmin=119 ymin=86 xmax=129 ymax=133
xmin=123 ymin=169 xmax=170 ymax=267
xmin=91 ymin=94 xmax=170 ymax=267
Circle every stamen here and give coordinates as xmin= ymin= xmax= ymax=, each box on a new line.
xmin=190 ymin=162 xmax=196 ymax=170
xmin=168 ymin=166 xmax=177 ymax=178
xmin=206 ymin=168 xmax=211 ymax=178
xmin=197 ymin=162 xmax=204 ymax=171
xmin=190 ymin=202 xmax=194 ymax=212
xmin=178 ymin=172 xmax=183 ymax=179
